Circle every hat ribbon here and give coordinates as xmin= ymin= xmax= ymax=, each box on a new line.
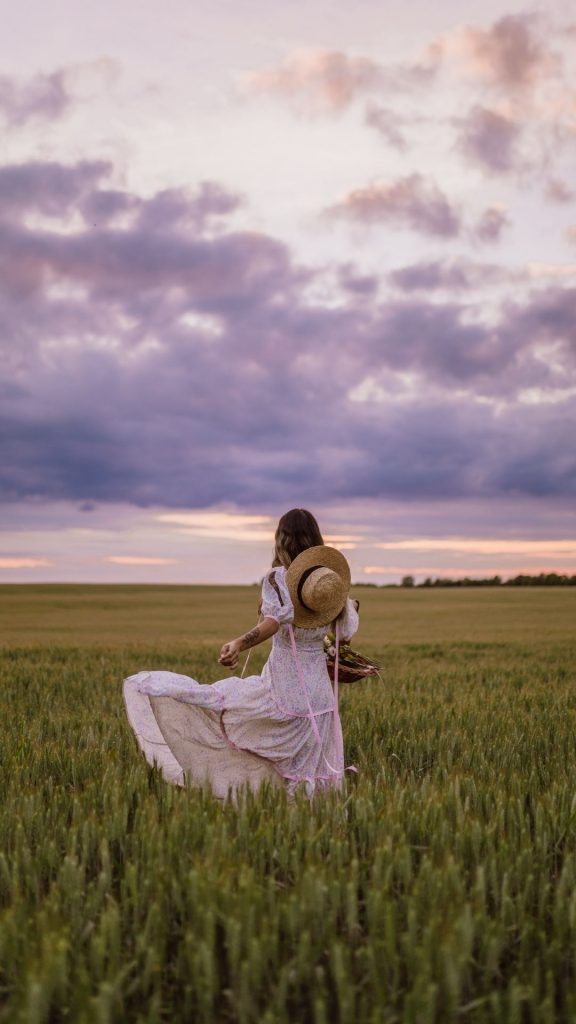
xmin=288 ymin=620 xmax=357 ymax=779
xmin=296 ymin=564 xmax=322 ymax=611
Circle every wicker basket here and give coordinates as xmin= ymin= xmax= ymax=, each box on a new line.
xmin=326 ymin=659 xmax=378 ymax=684
xmin=324 ymin=640 xmax=381 ymax=685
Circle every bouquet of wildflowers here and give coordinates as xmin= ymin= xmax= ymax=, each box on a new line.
xmin=323 ymin=633 xmax=381 ymax=684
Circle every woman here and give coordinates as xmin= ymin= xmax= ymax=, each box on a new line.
xmin=123 ymin=508 xmax=359 ymax=799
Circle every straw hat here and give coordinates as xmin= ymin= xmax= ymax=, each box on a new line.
xmin=285 ymin=545 xmax=351 ymax=628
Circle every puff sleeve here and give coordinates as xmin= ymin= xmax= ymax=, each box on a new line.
xmin=336 ymin=598 xmax=360 ymax=642
xmin=260 ymin=569 xmax=294 ymax=625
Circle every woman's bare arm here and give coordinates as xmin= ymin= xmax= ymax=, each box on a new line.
xmin=218 ymin=616 xmax=279 ymax=668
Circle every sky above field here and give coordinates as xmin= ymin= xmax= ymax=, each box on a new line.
xmin=2 ymin=0 xmax=576 ymax=584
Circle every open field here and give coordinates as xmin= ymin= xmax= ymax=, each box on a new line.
xmin=2 ymin=583 xmax=575 ymax=647
xmin=1 ymin=586 xmax=575 ymax=1023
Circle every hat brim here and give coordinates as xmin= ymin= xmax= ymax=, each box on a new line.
xmin=285 ymin=545 xmax=351 ymax=628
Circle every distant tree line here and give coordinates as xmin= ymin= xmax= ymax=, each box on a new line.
xmin=353 ymin=573 xmax=576 ymax=588
xmin=415 ymin=573 xmax=576 ymax=587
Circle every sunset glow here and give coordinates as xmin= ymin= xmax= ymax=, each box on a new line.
xmin=375 ymin=539 xmax=576 ymax=556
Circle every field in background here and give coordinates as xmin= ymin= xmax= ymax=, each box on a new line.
xmin=2 ymin=583 xmax=575 ymax=647
xmin=1 ymin=586 xmax=575 ymax=1023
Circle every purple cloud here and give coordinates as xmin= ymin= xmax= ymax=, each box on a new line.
xmin=472 ymin=206 xmax=510 ymax=243
xmin=1 ymin=158 xmax=575 ymax=512
xmin=80 ymin=189 xmax=140 ymax=227
xmin=456 ymin=106 xmax=522 ymax=174
xmin=0 ymin=70 xmax=71 ymax=126
xmin=132 ymin=182 xmax=244 ymax=235
xmin=364 ymin=103 xmax=408 ymax=150
xmin=389 ymin=259 xmax=502 ymax=292
xmin=338 ymin=264 xmax=379 ymax=297
xmin=0 ymin=160 xmax=111 ymax=220
xmin=326 ymin=174 xmax=462 ymax=238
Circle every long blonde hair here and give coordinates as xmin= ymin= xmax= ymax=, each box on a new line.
xmin=272 ymin=508 xmax=324 ymax=568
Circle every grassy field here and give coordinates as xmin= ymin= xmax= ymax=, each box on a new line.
xmin=1 ymin=586 xmax=575 ymax=1023
xmin=2 ymin=582 xmax=574 ymax=646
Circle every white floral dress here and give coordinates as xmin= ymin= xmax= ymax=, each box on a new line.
xmin=123 ymin=567 xmax=359 ymax=799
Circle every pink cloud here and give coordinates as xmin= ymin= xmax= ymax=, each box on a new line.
xmin=245 ymin=49 xmax=383 ymax=112
xmin=327 ymin=176 xmax=509 ymax=246
xmin=374 ymin=538 xmax=576 ymax=556
xmin=326 ymin=174 xmax=462 ymax=238
xmin=105 ymin=556 xmax=178 ymax=565
xmin=439 ymin=14 xmax=561 ymax=91
xmin=0 ymin=557 xmax=52 ymax=568
xmin=432 ymin=16 xmax=573 ymax=180
xmin=243 ymin=47 xmax=438 ymax=114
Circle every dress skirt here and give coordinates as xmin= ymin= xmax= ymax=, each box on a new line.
xmin=123 ymin=674 xmax=282 ymax=797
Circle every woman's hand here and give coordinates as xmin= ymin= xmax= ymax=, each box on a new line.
xmin=217 ymin=618 xmax=279 ymax=669
xmin=218 ymin=639 xmax=242 ymax=668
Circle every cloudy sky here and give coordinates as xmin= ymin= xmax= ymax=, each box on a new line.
xmin=2 ymin=0 xmax=576 ymax=583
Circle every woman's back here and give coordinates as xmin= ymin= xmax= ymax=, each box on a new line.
xmin=261 ymin=566 xmax=359 ymax=717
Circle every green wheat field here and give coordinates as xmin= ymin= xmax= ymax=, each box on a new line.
xmin=1 ymin=584 xmax=575 ymax=1024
